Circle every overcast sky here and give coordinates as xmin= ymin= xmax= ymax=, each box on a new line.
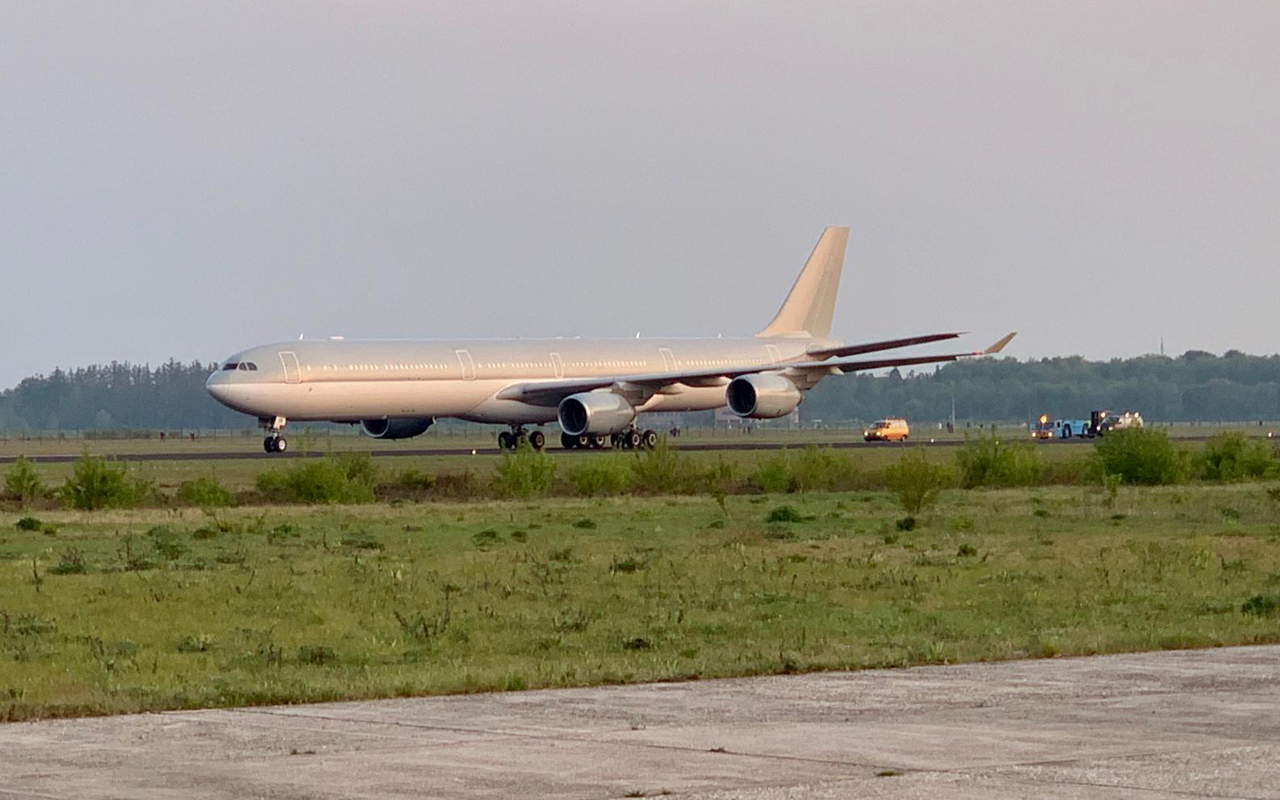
xmin=1 ymin=2 xmax=1277 ymax=388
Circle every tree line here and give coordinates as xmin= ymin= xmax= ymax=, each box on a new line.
xmin=0 ymin=350 xmax=1277 ymax=433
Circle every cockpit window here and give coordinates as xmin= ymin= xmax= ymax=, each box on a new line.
xmin=245 ymin=362 xmax=257 ymax=371
xmin=222 ymin=362 xmax=239 ymax=371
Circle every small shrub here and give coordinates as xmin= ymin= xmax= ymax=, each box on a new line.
xmin=751 ymin=455 xmax=797 ymax=494
xmin=191 ymin=526 xmax=218 ymax=540
xmin=630 ymin=438 xmax=703 ymax=494
xmin=572 ymin=518 xmax=597 ymax=529
xmin=3 ymin=456 xmax=44 ymax=503
xmin=146 ymin=526 xmax=187 ymax=561
xmin=956 ymin=435 xmax=1043 ymax=488
xmin=256 ymin=454 xmax=377 ymax=504
xmin=566 ymin=458 xmax=631 ymax=497
xmin=1196 ymin=432 xmax=1275 ymax=483
xmin=1241 ymin=594 xmax=1279 ymax=617
xmin=1095 ymin=428 xmax=1189 ymax=486
xmin=957 ymin=543 xmax=977 ymax=557
xmin=61 ymin=453 xmax=151 ymax=510
xmin=610 ymin=555 xmax=645 ymax=573
xmin=471 ymin=529 xmax=503 ymax=549
xmin=14 ymin=515 xmax=42 ymax=532
xmin=48 ymin=546 xmax=88 ymax=574
xmin=393 ymin=468 xmax=435 ymax=491
xmin=621 ymin=636 xmax=652 ymax=651
xmin=493 ymin=442 xmax=557 ymax=499
xmin=766 ymin=505 xmax=805 ymax=523
xmin=895 ymin=516 xmax=917 ymax=531
xmin=884 ymin=450 xmax=953 ymax=514
xmin=297 ymin=644 xmax=337 ymax=665
xmin=175 ymin=476 xmax=236 ymax=507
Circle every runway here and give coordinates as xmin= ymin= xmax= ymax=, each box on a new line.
xmin=3 ymin=645 xmax=1277 ymax=799
xmin=0 ymin=436 xmax=1104 ymax=464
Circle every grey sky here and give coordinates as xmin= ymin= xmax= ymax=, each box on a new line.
xmin=2 ymin=1 xmax=1277 ymax=389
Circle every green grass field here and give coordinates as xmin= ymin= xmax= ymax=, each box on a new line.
xmin=3 ymin=482 xmax=1280 ymax=722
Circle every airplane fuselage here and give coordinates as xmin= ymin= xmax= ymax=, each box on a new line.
xmin=205 ymin=335 xmax=831 ymax=425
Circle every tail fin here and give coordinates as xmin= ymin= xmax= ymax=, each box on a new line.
xmin=756 ymin=226 xmax=849 ymax=338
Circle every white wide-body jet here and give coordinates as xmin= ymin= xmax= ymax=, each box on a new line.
xmin=206 ymin=228 xmax=1014 ymax=453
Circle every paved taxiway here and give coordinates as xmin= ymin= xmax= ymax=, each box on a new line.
xmin=0 ymin=436 xmax=1111 ymax=464
xmin=3 ymin=645 xmax=1278 ymax=799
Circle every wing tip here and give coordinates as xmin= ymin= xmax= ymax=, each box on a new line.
xmin=984 ymin=331 xmax=1017 ymax=355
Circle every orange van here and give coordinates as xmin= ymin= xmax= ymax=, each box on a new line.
xmin=864 ymin=418 xmax=909 ymax=442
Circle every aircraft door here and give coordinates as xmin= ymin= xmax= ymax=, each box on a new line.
xmin=658 ymin=347 xmax=677 ymax=372
xmin=550 ymin=352 xmax=565 ymax=379
xmin=455 ymin=349 xmax=476 ymax=381
xmin=279 ymin=351 xmax=301 ymax=384
xmin=765 ymin=344 xmax=782 ymax=366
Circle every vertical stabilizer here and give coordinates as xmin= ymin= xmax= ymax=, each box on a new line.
xmin=756 ymin=227 xmax=848 ymax=338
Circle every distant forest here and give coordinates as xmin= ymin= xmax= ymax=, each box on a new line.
xmin=0 ymin=351 xmax=1277 ymax=433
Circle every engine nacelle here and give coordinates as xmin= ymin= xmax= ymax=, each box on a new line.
xmin=360 ymin=417 xmax=434 ymax=440
xmin=558 ymin=392 xmax=637 ymax=436
xmin=726 ymin=374 xmax=801 ymax=419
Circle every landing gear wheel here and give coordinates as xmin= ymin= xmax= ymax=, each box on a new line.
xmin=642 ymin=429 xmax=658 ymax=450
xmin=577 ymin=435 xmax=592 ymax=449
xmin=497 ymin=431 xmax=514 ymax=450
xmin=528 ymin=430 xmax=545 ymax=451
xmin=625 ymin=430 xmax=642 ymax=450
xmin=561 ymin=432 xmax=577 ymax=450
xmin=274 ymin=437 xmax=288 ymax=453
xmin=591 ymin=435 xmax=607 ymax=449
xmin=610 ymin=433 xmax=622 ymax=449
xmin=263 ymin=436 xmax=275 ymax=453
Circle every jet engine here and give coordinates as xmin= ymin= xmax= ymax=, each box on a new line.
xmin=726 ymin=374 xmax=801 ymax=419
xmin=360 ymin=417 xmax=434 ymax=440
xmin=558 ymin=392 xmax=637 ymax=436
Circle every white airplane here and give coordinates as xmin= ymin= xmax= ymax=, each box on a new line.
xmin=206 ymin=228 xmax=1014 ymax=453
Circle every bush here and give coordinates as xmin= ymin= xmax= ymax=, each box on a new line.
xmin=15 ymin=515 xmax=43 ymax=532
xmin=792 ymin=446 xmax=859 ymax=492
xmin=956 ymin=435 xmax=1043 ymax=488
xmin=630 ymin=438 xmax=703 ymax=494
xmin=4 ymin=456 xmax=44 ymax=503
xmin=256 ymin=454 xmax=377 ymax=504
xmin=61 ymin=454 xmax=152 ymax=510
xmin=1195 ymin=432 xmax=1275 ymax=483
xmin=566 ymin=457 xmax=632 ymax=497
xmin=766 ymin=505 xmax=805 ymax=523
xmin=49 ymin=546 xmax=88 ymax=575
xmin=175 ymin=476 xmax=236 ymax=507
xmin=884 ymin=449 xmax=953 ymax=514
xmin=492 ymin=442 xmax=557 ymax=499
xmin=1095 ymin=428 xmax=1189 ymax=486
xmin=751 ymin=455 xmax=797 ymax=494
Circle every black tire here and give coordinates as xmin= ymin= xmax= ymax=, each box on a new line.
xmin=561 ymin=432 xmax=576 ymax=449
xmin=626 ymin=430 xmax=642 ymax=449
xmin=577 ymin=435 xmax=592 ymax=449
xmin=263 ymin=437 xmax=275 ymax=453
xmin=642 ymin=429 xmax=658 ymax=449
xmin=528 ymin=430 xmax=545 ymax=451
xmin=274 ymin=437 xmax=288 ymax=453
xmin=591 ymin=435 xmax=606 ymax=449
xmin=1063 ymin=426 xmax=1072 ymax=438
xmin=498 ymin=431 xmax=513 ymax=450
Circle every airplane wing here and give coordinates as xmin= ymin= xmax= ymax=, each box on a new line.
xmin=799 ymin=331 xmax=963 ymax=360
xmin=497 ymin=333 xmax=1016 ymax=407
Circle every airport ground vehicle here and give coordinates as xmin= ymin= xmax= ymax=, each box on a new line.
xmin=864 ymin=418 xmax=910 ymax=442
xmin=1031 ymin=410 xmax=1145 ymax=440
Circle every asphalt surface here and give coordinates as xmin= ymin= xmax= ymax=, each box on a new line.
xmin=4 ymin=645 xmax=1279 ymax=799
xmin=0 ymin=437 xmax=1106 ymax=464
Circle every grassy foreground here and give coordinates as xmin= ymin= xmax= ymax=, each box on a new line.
xmin=3 ymin=485 xmax=1280 ymax=721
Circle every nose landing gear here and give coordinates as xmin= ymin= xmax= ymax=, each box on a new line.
xmin=260 ymin=416 xmax=288 ymax=454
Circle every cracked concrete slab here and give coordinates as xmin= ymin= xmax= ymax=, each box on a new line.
xmin=2 ymin=645 xmax=1278 ymax=799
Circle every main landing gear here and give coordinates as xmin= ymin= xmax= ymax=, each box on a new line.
xmin=261 ymin=416 xmax=288 ymax=454
xmin=497 ymin=426 xmax=545 ymax=452
xmin=561 ymin=427 xmax=658 ymax=450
